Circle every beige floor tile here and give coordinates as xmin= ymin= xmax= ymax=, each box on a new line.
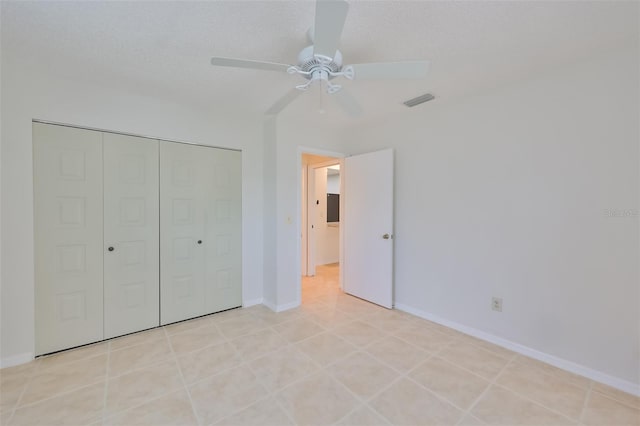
xmin=248 ymin=307 xmax=302 ymax=326
xmin=471 ymin=385 xmax=574 ymax=425
xmin=365 ymin=336 xmax=430 ymax=373
xmin=439 ymin=341 xmax=509 ymax=381
xmin=337 ymin=405 xmax=390 ymax=425
xmin=496 ymin=361 xmax=588 ymax=420
xmin=189 ymin=366 xmax=268 ymax=425
xmin=370 ymin=378 xmax=463 ymax=425
xmin=20 ymin=354 xmax=107 ymax=406
xmin=329 ymin=351 xmax=399 ymax=399
xmin=582 ymin=391 xmax=640 ymax=426
xmin=272 ymin=318 xmax=325 ymax=343
xmin=365 ymin=310 xmax=415 ymax=333
xmin=457 ymin=413 xmax=487 ymax=425
xmin=9 ymin=265 xmax=636 ymax=426
xmin=104 ymin=389 xmax=197 ymax=426
xmin=216 ymin=314 xmax=270 ymax=338
xmin=456 ymin=335 xmax=516 ymax=360
xmin=230 ymin=329 xmax=288 ymax=360
xmin=109 ymin=327 xmax=166 ymax=351
xmin=214 ymin=397 xmax=294 ymax=426
xmin=0 ymin=361 xmax=39 ymax=377
xmin=334 ymin=321 xmax=387 ymax=347
xmin=37 ymin=342 xmax=108 ymax=369
xmin=512 ymin=355 xmax=590 ymax=389
xmin=0 ymin=362 xmax=39 ymax=381
xmin=168 ymin=324 xmax=227 ymax=355
xmin=335 ymin=296 xmax=387 ymax=317
xmin=178 ymin=341 xmax=243 ymax=384
xmin=10 ymin=382 xmax=104 ymax=426
xmin=308 ymin=308 xmax=356 ymax=329
xmin=394 ymin=323 xmax=456 ymax=353
xmin=249 ymin=346 xmax=319 ymax=392
xmin=302 ymin=300 xmax=330 ymax=310
xmin=1 ymin=361 xmax=40 ymax=412
xmin=419 ymin=320 xmax=467 ymax=338
xmin=1 ymin=409 xmax=14 ymax=425
xmin=105 ymin=359 xmax=183 ymax=415
xmin=295 ymin=332 xmax=358 ymax=367
xmin=591 ymin=382 xmax=640 ymax=409
xmin=409 ymin=356 xmax=490 ymax=410
xmin=208 ymin=307 xmax=250 ymax=322
xmin=275 ymin=372 xmax=359 ymax=425
xmin=108 ymin=338 xmax=173 ymax=377
xmin=0 ymin=374 xmax=28 ymax=413
xmin=164 ymin=315 xmax=214 ymax=335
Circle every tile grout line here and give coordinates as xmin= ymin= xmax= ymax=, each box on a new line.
xmin=486 ymin=353 xmax=589 ymax=423
xmin=489 ymin=382 xmax=580 ymax=424
xmin=4 ymin=364 xmax=39 ymax=425
xmin=583 ymin=386 xmax=640 ymax=411
xmin=163 ymin=326 xmax=202 ymax=426
xmin=463 ymin=352 xmax=517 ymax=420
xmin=578 ymin=379 xmax=594 ymax=424
xmin=331 ymin=312 xmax=468 ymax=423
xmin=101 ymin=340 xmax=112 ymax=424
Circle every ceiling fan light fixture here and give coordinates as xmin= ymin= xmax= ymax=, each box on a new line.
xmin=403 ymin=93 xmax=435 ymax=107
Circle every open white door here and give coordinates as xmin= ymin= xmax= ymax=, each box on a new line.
xmin=343 ymin=149 xmax=394 ymax=308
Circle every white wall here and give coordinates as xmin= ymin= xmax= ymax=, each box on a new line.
xmin=0 ymin=57 xmax=265 ymax=365
xmin=327 ymin=173 xmax=340 ymax=195
xmin=262 ymin=117 xmax=344 ymax=310
xmin=342 ymin=47 xmax=639 ymax=387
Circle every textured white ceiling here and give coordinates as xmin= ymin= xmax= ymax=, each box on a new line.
xmin=2 ymin=1 xmax=638 ymax=126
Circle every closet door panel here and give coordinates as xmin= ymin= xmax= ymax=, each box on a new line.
xmin=160 ymin=142 xmax=206 ymax=325
xmin=34 ymin=123 xmax=104 ymax=355
xmin=103 ymin=134 xmax=160 ymax=338
xmin=204 ymin=149 xmax=242 ymax=313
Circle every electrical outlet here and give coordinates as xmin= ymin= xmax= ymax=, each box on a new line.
xmin=491 ymin=297 xmax=503 ymax=312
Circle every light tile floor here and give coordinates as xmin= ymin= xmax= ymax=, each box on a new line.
xmin=1 ymin=263 xmax=639 ymax=425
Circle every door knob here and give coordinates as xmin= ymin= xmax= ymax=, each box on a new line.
xmin=108 ymin=246 xmax=115 ymax=252
xmin=197 ymin=240 xmax=202 ymax=244
xmin=382 ymin=234 xmax=391 ymax=240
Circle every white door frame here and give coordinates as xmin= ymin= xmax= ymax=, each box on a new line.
xmin=306 ymin=158 xmax=341 ymax=277
xmin=297 ymin=146 xmax=345 ymax=305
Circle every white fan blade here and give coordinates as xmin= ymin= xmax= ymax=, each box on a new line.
xmin=211 ymin=57 xmax=292 ymax=73
xmin=266 ymin=89 xmax=302 ymax=115
xmin=348 ymin=61 xmax=430 ymax=79
xmin=334 ymin=88 xmax=362 ymax=117
xmin=313 ymin=0 xmax=349 ymax=59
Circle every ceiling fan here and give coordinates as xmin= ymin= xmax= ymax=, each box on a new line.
xmin=210 ymin=0 xmax=430 ymax=116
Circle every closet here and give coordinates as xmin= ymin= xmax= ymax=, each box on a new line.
xmin=33 ymin=122 xmax=242 ymax=355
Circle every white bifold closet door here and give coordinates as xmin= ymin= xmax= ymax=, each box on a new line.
xmin=103 ymin=133 xmax=159 ymax=339
xmin=34 ymin=123 xmax=105 ymax=355
xmin=160 ymin=141 xmax=241 ymax=325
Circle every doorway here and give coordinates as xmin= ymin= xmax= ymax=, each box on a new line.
xmin=301 ymin=153 xmax=342 ymax=300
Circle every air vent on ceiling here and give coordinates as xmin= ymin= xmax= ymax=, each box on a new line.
xmin=403 ymin=93 xmax=435 ymax=107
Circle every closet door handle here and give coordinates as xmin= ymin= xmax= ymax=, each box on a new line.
xmin=108 ymin=246 xmax=115 ymax=252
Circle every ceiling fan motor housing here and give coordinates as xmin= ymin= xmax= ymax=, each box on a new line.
xmin=297 ymin=45 xmax=343 ymax=80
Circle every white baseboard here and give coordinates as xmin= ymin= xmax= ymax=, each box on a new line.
xmin=262 ymin=299 xmax=277 ymax=312
xmin=242 ymin=298 xmax=263 ymax=308
xmin=395 ymin=303 xmax=640 ymax=397
xmin=275 ymin=300 xmax=301 ymax=312
xmin=261 ymin=299 xmax=300 ymax=313
xmin=0 ymin=352 xmax=34 ymax=369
